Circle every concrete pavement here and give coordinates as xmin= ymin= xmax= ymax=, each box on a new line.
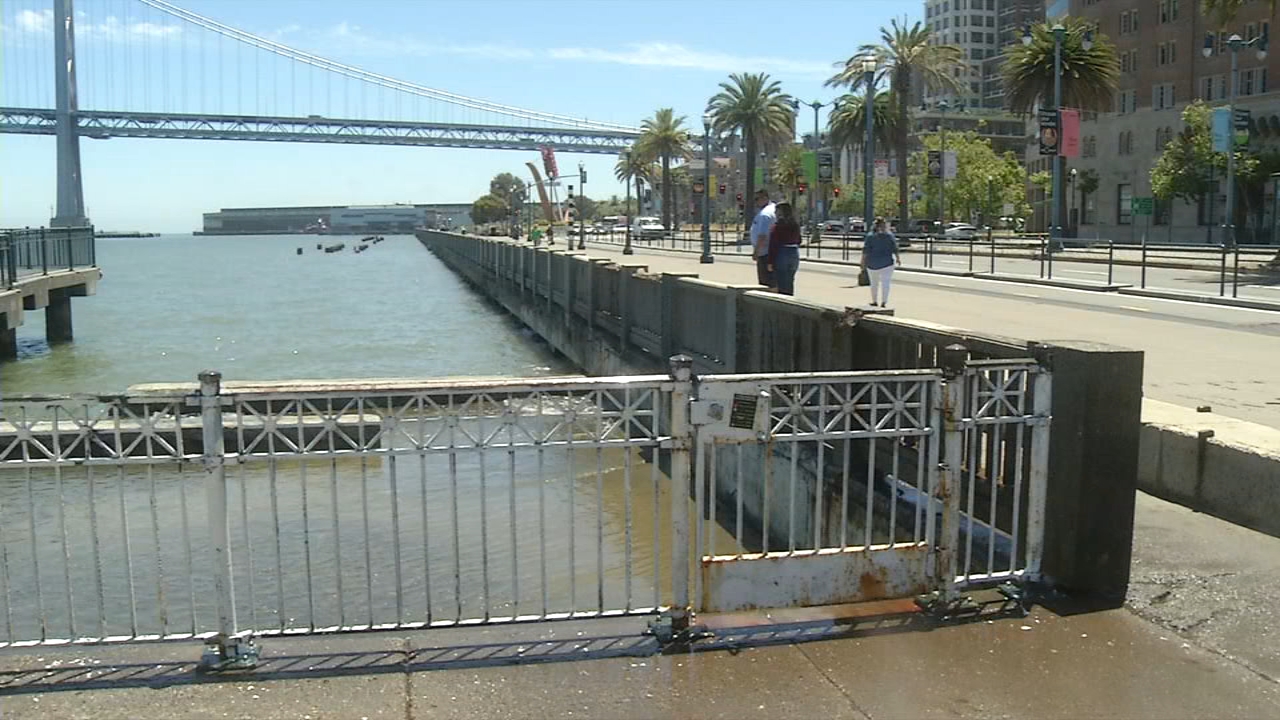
xmin=576 ymin=242 xmax=1280 ymax=429
xmin=3 ymin=492 xmax=1279 ymax=719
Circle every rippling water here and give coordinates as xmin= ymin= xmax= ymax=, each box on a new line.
xmin=2 ymin=233 xmax=571 ymax=395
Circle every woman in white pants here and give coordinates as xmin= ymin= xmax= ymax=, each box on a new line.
xmin=860 ymin=217 xmax=901 ymax=307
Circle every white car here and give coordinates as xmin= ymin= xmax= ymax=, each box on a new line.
xmin=943 ymin=223 xmax=979 ymax=240
xmin=632 ymin=216 xmax=665 ymax=241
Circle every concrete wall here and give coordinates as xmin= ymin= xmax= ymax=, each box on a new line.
xmin=417 ymin=230 xmax=1147 ymax=600
xmin=1140 ymin=399 xmax=1280 ymax=538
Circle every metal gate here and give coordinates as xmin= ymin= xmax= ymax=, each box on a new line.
xmin=686 ymin=357 xmax=1051 ymax=615
xmin=0 ymin=355 xmax=1049 ymax=665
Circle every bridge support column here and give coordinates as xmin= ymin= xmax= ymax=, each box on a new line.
xmin=46 ymin=291 xmax=74 ymax=345
xmin=51 ymin=0 xmax=89 ymax=229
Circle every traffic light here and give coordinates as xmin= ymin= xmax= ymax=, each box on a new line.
xmin=718 ymin=183 xmax=726 ymax=195
xmin=832 ymin=187 xmax=841 ymax=197
xmin=736 ymin=192 xmax=743 ymax=203
xmin=798 ymin=182 xmax=807 ymax=194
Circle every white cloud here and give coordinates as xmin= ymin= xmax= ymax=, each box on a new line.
xmin=16 ymin=8 xmax=53 ymax=33
xmin=547 ymin=42 xmax=831 ymax=78
xmin=292 ymin=23 xmax=826 ymax=77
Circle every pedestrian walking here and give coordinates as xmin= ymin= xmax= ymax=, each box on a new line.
xmin=749 ymin=190 xmax=777 ymax=289
xmin=861 ymin=217 xmax=901 ymax=307
xmin=768 ymin=202 xmax=802 ymax=295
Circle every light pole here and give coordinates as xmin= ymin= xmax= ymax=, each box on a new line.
xmin=700 ymin=113 xmax=714 ymax=264
xmin=1068 ymin=167 xmax=1078 ymax=236
xmin=986 ymin=175 xmax=995 ymax=229
xmin=1026 ymin=23 xmax=1092 ymax=251
xmin=861 ymin=56 xmax=877 ymax=229
xmin=624 ymin=150 xmax=634 ymax=255
xmin=577 ymin=162 xmax=587 ymax=250
xmin=1207 ymin=31 xmax=1268 ymax=247
xmin=933 ymin=99 xmax=950 ymax=228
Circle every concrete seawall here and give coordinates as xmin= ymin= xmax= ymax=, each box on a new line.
xmin=1140 ymin=400 xmax=1280 ymax=538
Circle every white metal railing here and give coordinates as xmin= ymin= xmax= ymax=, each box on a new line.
xmin=0 ymin=355 xmax=1050 ymax=667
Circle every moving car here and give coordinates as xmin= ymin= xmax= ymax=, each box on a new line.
xmin=632 ymin=216 xmax=665 ymax=241
xmin=943 ymin=222 xmax=979 ymax=240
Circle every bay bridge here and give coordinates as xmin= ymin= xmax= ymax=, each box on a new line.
xmin=1 ymin=0 xmax=644 ymax=228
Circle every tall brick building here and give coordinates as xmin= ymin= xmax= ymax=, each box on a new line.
xmin=1066 ymin=0 xmax=1279 ymax=243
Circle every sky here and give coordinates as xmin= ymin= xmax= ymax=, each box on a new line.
xmin=0 ymin=0 xmax=919 ymax=232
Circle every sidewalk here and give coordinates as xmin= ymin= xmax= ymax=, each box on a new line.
xmin=5 ymin=493 xmax=1279 ymax=719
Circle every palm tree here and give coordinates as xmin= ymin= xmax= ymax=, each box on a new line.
xmin=636 ymin=108 xmax=691 ymax=232
xmin=827 ymin=90 xmax=897 ymax=160
xmin=706 ymin=73 xmax=795 ymax=228
xmin=1203 ymin=0 xmax=1276 ymax=30
xmin=615 ymin=152 xmax=654 ymax=220
xmin=1003 ymin=17 xmax=1119 ymax=235
xmin=828 ymin=20 xmax=961 ymax=229
xmin=772 ymin=145 xmax=806 ymax=208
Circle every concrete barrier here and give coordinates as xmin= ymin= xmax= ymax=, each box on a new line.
xmin=1140 ymin=399 xmax=1280 ymax=538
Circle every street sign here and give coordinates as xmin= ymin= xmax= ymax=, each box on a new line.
xmin=943 ymin=151 xmax=957 ymax=180
xmin=927 ymin=150 xmax=942 ymax=178
xmin=1234 ymin=108 xmax=1252 ymax=129
xmin=1002 ymin=202 xmax=1015 ymax=215
xmin=874 ymin=159 xmax=890 ymax=179
xmin=1131 ymin=197 xmax=1154 ymax=215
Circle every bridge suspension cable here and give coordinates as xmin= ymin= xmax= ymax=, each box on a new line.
xmin=135 ymin=0 xmax=640 ymax=133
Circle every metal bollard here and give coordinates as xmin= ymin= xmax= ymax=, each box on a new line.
xmin=1219 ymin=244 xmax=1227 ymax=297
xmin=1039 ymin=236 xmax=1046 ymax=278
xmin=968 ymin=235 xmax=975 ymax=273
xmin=1107 ymin=240 xmax=1115 ymax=286
xmin=1232 ymin=243 xmax=1241 ymax=298
xmin=1140 ymin=235 xmax=1149 ymax=288
xmin=989 ymin=229 xmax=996 ymax=274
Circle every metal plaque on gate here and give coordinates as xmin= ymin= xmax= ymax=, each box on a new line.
xmin=691 ymin=382 xmax=771 ymax=441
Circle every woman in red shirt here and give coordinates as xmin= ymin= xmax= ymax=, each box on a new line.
xmin=767 ymin=202 xmax=802 ymax=295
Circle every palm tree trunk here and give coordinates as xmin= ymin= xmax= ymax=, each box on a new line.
xmin=661 ymin=155 xmax=672 ymax=231
xmin=896 ymin=86 xmax=910 ymax=230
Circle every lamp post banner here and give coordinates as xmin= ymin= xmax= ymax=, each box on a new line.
xmin=1060 ymin=109 xmax=1080 ymax=157
xmin=1038 ymin=109 xmax=1060 ymax=156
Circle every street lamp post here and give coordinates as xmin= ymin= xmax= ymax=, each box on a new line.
xmin=1068 ymin=167 xmax=1078 ymax=236
xmin=986 ymin=175 xmax=995 ymax=229
xmin=577 ymin=162 xmax=587 ymax=250
xmin=624 ymin=150 xmax=634 ymax=255
xmin=862 ymin=56 xmax=877 ymax=229
xmin=701 ymin=113 xmax=714 ymax=264
xmin=1208 ymin=31 xmax=1269 ymax=247
xmin=937 ymin=100 xmax=949 ymax=228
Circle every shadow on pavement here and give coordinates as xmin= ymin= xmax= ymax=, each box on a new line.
xmin=0 ymin=600 xmax=1032 ymax=697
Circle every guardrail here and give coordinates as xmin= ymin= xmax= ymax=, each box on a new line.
xmin=0 ymin=226 xmax=97 ymax=290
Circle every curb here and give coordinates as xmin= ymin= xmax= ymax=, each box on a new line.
xmin=1117 ymin=287 xmax=1280 ymax=312
xmin=970 ymin=272 xmax=1127 ymax=292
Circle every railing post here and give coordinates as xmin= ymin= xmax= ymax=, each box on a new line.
xmin=41 ymin=228 xmax=49 ymax=276
xmin=967 ymin=236 xmax=975 ymax=273
xmin=989 ymin=229 xmax=996 ymax=274
xmin=563 ymin=252 xmax=576 ymax=326
xmin=1024 ymin=366 xmax=1053 ymax=583
xmin=617 ymin=264 xmax=634 ymax=353
xmin=937 ymin=344 xmax=967 ymax=603
xmin=197 ymin=370 xmax=258 ymax=671
xmin=65 ymin=229 xmax=74 ymax=271
xmin=666 ymin=355 xmax=694 ymax=632
xmin=88 ymin=225 xmax=96 ymax=266
xmin=1107 ymin=240 xmax=1114 ymax=286
xmin=1232 ymin=243 xmax=1241 ymax=298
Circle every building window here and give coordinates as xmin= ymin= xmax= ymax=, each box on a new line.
xmin=1082 ymin=135 xmax=1097 ymax=157
xmin=1159 ymin=0 xmax=1179 ymax=23
xmin=1158 ymin=41 xmax=1177 ymax=66
xmin=1153 ymin=83 xmax=1176 ymax=109
xmin=1118 ymin=184 xmax=1133 ymax=225
xmin=1120 ymin=9 xmax=1139 ymax=35
xmin=1241 ymin=68 xmax=1268 ymax=96
xmin=986 ymin=15 xmax=995 ymax=27
xmin=986 ymin=0 xmax=994 ymax=9
xmin=1246 ymin=22 xmax=1259 ymax=42
xmin=1121 ymin=49 xmax=1139 ymax=74
xmin=1115 ymin=89 xmax=1137 ymax=114
xmin=986 ymin=32 xmax=995 ymax=43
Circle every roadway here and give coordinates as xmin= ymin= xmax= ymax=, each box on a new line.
xmin=572 ymin=241 xmax=1280 ymax=429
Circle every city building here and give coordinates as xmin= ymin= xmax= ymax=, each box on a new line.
xmin=1066 ymin=0 xmax=1280 ymax=243
xmin=200 ymin=203 xmax=473 ymax=235
xmin=980 ymin=0 xmax=1048 ymax=109
xmin=925 ymin=0 xmax=1003 ymax=108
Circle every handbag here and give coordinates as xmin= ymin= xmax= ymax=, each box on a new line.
xmin=857 ymin=267 xmax=870 ymax=286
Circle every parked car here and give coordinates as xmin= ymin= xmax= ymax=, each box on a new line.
xmin=822 ymin=220 xmax=846 ymax=234
xmin=632 ymin=216 xmax=665 ymax=241
xmin=591 ymin=222 xmax=613 ymax=235
xmin=943 ymin=222 xmax=979 ymax=240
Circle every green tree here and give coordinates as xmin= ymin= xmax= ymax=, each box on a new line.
xmin=828 ymin=20 xmax=962 ymax=232
xmin=471 ymin=194 xmax=507 ymax=226
xmin=636 ymin=108 xmax=691 ymax=232
xmin=1151 ymin=101 xmax=1260 ymax=236
xmin=834 ymin=177 xmax=899 ymax=219
xmin=1202 ymin=0 xmax=1276 ymax=30
xmin=907 ymin=130 xmax=1030 ymax=225
xmin=1002 ymin=17 xmax=1119 ymax=234
xmin=489 ymin=172 xmax=526 ymax=208
xmin=706 ymin=72 xmax=795 ymax=228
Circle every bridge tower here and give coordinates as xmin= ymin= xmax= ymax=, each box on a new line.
xmin=51 ymin=0 xmax=88 ymax=228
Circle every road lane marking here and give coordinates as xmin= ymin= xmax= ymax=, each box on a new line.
xmin=1014 ymin=292 xmax=1041 ymax=299
xmin=1119 ymin=305 xmax=1152 ymax=313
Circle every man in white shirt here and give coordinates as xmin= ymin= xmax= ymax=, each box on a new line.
xmin=749 ymin=189 xmax=777 ymax=287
